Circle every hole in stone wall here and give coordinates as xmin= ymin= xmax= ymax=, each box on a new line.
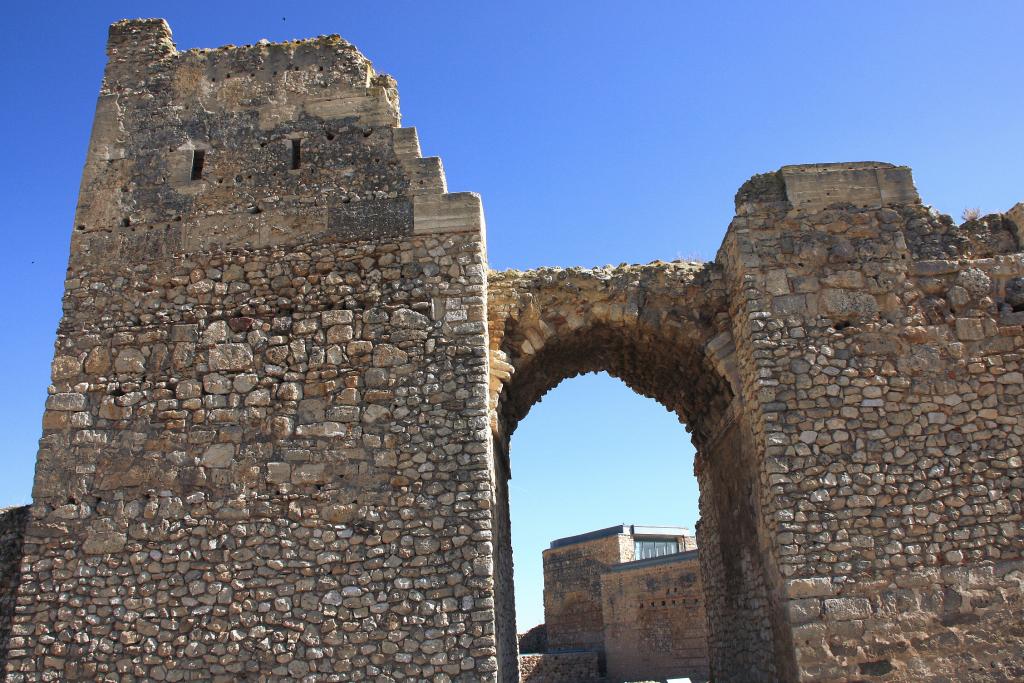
xmin=121 ymin=217 xmax=130 ymax=227
xmin=190 ymin=150 xmax=206 ymax=181
xmin=507 ymin=372 xmax=703 ymax=678
xmin=859 ymin=660 xmax=893 ymax=675
xmin=488 ymin=305 xmax=787 ymax=680
xmin=291 ymin=139 xmax=302 ymax=170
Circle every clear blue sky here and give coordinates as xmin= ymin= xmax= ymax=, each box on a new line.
xmin=1 ymin=1 xmax=1021 ymax=630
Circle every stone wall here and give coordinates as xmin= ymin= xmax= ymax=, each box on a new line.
xmin=600 ymin=551 xmax=709 ymax=683
xmin=0 ymin=507 xmax=28 ymax=671
xmin=541 ymin=532 xmax=627 ymax=659
xmin=718 ymin=162 xmax=1024 ymax=681
xmin=696 ymin=410 xmax=781 ymax=681
xmin=6 ymin=19 xmax=496 ymax=682
xmin=518 ymin=652 xmax=601 ymax=683
xmin=491 ymin=161 xmax=1024 ymax=681
xmin=493 ymin=439 xmax=519 ymax=681
xmin=517 ymin=623 xmax=547 ymax=654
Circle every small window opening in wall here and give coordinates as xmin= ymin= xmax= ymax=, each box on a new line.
xmin=635 ymin=537 xmax=679 ymax=560
xmin=291 ymin=139 xmax=302 ymax=170
xmin=190 ymin=150 xmax=206 ymax=181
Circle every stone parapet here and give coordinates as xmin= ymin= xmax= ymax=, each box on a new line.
xmin=734 ymin=161 xmax=920 ymax=215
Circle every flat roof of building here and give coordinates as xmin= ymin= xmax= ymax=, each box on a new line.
xmin=549 ymin=524 xmax=692 ymax=549
xmin=605 ymin=548 xmax=699 ymax=573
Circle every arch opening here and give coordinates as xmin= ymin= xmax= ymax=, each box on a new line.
xmin=486 ymin=264 xmax=792 ymax=682
xmin=506 ymin=370 xmax=704 ymax=682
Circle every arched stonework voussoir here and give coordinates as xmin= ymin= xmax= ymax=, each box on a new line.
xmin=486 ymin=261 xmax=733 ymax=446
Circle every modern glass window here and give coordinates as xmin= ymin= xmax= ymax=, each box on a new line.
xmin=634 ymin=537 xmax=679 ymax=560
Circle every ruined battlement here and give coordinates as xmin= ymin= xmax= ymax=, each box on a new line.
xmin=734 ymin=161 xmax=920 ymax=213
xmin=105 ymin=19 xmax=375 ymax=88
xmin=74 ymin=19 xmax=482 ymax=271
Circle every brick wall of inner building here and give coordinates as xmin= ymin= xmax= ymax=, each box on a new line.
xmin=600 ymin=551 xmax=710 ymax=682
xmin=538 ymin=526 xmax=707 ymax=680
xmin=542 ymin=532 xmax=630 ymax=656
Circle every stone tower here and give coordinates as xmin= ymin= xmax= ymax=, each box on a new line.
xmin=6 ymin=18 xmax=495 ymax=681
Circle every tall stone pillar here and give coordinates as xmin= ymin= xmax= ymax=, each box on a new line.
xmin=717 ymin=162 xmax=1024 ymax=681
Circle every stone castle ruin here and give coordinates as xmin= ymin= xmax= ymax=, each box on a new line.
xmin=1 ymin=17 xmax=1023 ymax=682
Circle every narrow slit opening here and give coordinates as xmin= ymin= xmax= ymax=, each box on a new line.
xmin=291 ymin=139 xmax=302 ymax=170
xmin=190 ymin=150 xmax=206 ymax=181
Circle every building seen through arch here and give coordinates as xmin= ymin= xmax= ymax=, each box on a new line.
xmin=518 ymin=524 xmax=708 ymax=683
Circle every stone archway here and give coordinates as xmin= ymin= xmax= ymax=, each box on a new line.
xmin=486 ymin=262 xmax=793 ymax=682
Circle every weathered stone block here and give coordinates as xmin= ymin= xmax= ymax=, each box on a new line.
xmin=114 ymin=348 xmax=145 ymax=374
xmin=208 ymin=344 xmax=253 ymax=371
xmin=786 ymin=577 xmax=836 ymax=598
xmin=201 ymin=444 xmax=235 ymax=468
xmin=292 ymin=464 xmax=328 ymax=485
xmin=45 ymin=393 xmax=86 ymax=412
xmin=955 ymin=317 xmax=985 ymax=341
xmin=824 ymin=597 xmax=872 ymax=621
xmin=82 ymin=520 xmax=127 ymax=555
xmin=822 ymin=288 xmax=878 ymax=318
